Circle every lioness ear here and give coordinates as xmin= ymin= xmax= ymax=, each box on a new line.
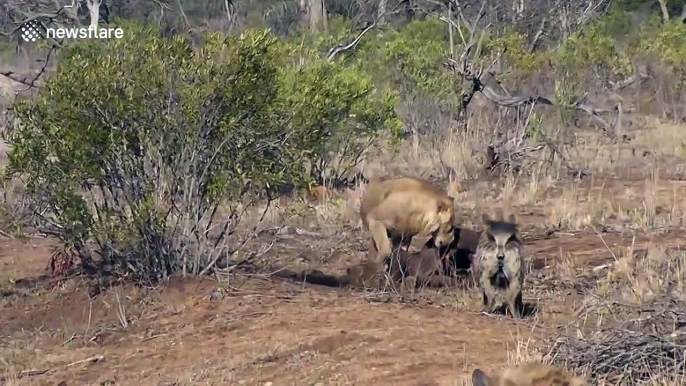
xmin=438 ymin=198 xmax=454 ymax=212
xmin=508 ymin=214 xmax=516 ymax=223
xmin=471 ymin=369 xmax=491 ymax=386
xmin=568 ymin=377 xmax=587 ymax=386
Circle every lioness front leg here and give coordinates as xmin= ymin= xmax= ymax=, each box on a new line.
xmin=368 ymin=219 xmax=392 ymax=261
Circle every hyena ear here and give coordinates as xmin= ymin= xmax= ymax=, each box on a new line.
xmin=481 ymin=213 xmax=491 ymax=225
xmin=471 ymin=369 xmax=492 ymax=386
xmin=507 ymin=214 xmax=516 ymax=223
xmin=452 ymin=226 xmax=461 ymax=240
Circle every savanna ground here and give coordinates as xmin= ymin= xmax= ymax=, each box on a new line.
xmin=3 ymin=117 xmax=686 ymax=385
xmin=2 ymin=1 xmax=686 ymax=385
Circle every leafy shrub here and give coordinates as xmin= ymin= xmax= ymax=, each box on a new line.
xmin=3 ymin=20 xmax=400 ymax=284
xmin=640 ymin=19 xmax=686 ymax=89
xmin=486 ymin=32 xmax=550 ymax=74
xmin=375 ymin=18 xmax=454 ymax=98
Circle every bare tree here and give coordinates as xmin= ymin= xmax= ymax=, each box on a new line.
xmin=85 ymin=0 xmax=101 ymax=29
xmin=378 ymin=0 xmax=387 ymax=26
xmin=437 ymin=0 xmax=648 ymax=174
xmin=657 ymin=0 xmax=670 ymax=23
xmin=0 ymin=0 xmax=106 ymax=89
xmin=308 ymin=0 xmax=328 ymax=31
xmin=298 ymin=0 xmax=328 ymax=31
xmin=656 ymin=0 xmax=686 ymax=23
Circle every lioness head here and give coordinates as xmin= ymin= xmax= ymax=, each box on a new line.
xmin=431 ymin=197 xmax=455 ymax=248
xmin=472 ymin=363 xmax=587 ymax=386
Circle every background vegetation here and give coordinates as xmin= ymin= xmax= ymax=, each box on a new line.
xmin=0 ymin=0 xmax=684 ymax=282
xmin=1 ymin=0 xmax=686 ymax=382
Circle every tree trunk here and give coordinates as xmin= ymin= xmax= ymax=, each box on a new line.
xmin=378 ymin=0 xmax=387 ymax=26
xmin=86 ymin=0 xmax=101 ymax=30
xmin=308 ymin=0 xmax=327 ymax=32
xmin=657 ymin=0 xmax=670 ymax=23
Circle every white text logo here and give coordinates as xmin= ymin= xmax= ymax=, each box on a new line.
xmin=20 ymin=21 xmax=124 ymax=42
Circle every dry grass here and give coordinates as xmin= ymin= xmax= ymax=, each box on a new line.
xmin=4 ymin=45 xmax=686 ymax=386
xmin=3 ymin=119 xmax=686 ymax=384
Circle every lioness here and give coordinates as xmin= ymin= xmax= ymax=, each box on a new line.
xmin=360 ymin=176 xmax=456 ymax=262
xmin=472 ymin=361 xmax=586 ymax=386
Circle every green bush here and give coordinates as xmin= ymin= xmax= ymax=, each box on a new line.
xmin=374 ymin=18 xmax=454 ymax=99
xmin=640 ymin=19 xmax=686 ymax=88
xmin=3 ymin=20 xmax=400 ymax=284
xmin=485 ymin=32 xmax=551 ymax=76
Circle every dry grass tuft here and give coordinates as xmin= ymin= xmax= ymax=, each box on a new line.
xmin=546 ymin=246 xmax=686 ymax=384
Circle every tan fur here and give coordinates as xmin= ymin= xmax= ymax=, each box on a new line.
xmin=346 ymin=260 xmax=387 ymax=287
xmin=360 ymin=176 xmax=456 ymax=262
xmin=473 ymin=213 xmax=526 ymax=318
xmin=471 ymin=362 xmax=587 ymax=386
xmin=307 ymin=185 xmax=332 ymax=203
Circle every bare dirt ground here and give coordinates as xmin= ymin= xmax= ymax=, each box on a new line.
xmin=3 ymin=119 xmax=686 ymax=385
xmin=2 ymin=186 xmax=684 ymax=386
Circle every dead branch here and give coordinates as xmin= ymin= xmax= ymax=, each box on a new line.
xmin=0 ymin=43 xmax=59 ymax=90
xmin=66 ymin=354 xmax=105 ymax=367
xmin=326 ymin=0 xmax=410 ymax=62
xmin=550 ymin=295 xmax=686 ymax=383
xmin=444 ymin=48 xmax=647 ymax=138
xmin=657 ymin=0 xmax=670 ymax=23
xmin=608 ymin=65 xmax=648 ymax=91
xmin=175 ymin=0 xmax=193 ymax=30
xmin=326 ymin=20 xmax=377 ymax=62
xmin=527 ymin=16 xmax=547 ymax=53
xmin=0 ymin=0 xmax=82 ymax=38
xmin=198 ymin=196 xmax=274 ymax=276
xmin=0 ymin=0 xmax=107 ymax=92
xmin=0 ymin=355 xmax=104 ymax=382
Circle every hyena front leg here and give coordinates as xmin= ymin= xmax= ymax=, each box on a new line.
xmin=505 ymin=286 xmax=524 ymax=318
xmin=480 ymin=278 xmax=498 ymax=313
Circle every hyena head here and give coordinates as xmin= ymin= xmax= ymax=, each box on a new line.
xmin=480 ymin=213 xmax=522 ymax=261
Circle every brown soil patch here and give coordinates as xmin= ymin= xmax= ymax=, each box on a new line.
xmin=0 ymin=222 xmax=683 ymax=385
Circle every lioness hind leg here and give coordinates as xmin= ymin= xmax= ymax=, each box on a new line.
xmin=368 ymin=219 xmax=392 ymax=261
